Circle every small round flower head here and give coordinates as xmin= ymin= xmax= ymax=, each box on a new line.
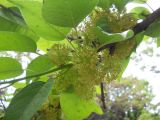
xmin=48 ymin=44 xmax=71 ymax=66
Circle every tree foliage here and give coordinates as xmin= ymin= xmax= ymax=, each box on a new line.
xmin=83 ymin=77 xmax=160 ymax=120
xmin=0 ymin=0 xmax=160 ymax=120
xmin=102 ymin=77 xmax=157 ymax=120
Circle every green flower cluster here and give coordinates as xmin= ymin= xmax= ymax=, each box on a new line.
xmin=49 ymin=44 xmax=105 ymax=99
xmin=48 ymin=44 xmax=71 ymax=66
xmin=48 ymin=9 xmax=138 ymax=99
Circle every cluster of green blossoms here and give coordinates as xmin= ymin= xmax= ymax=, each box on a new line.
xmin=49 ymin=44 xmax=105 ymax=99
xmin=82 ymin=8 xmax=137 ymax=82
xmin=48 ymin=8 xmax=137 ymax=99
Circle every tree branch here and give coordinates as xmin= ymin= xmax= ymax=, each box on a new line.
xmin=133 ymin=7 xmax=160 ymax=35
xmin=0 ymin=64 xmax=73 ymax=85
xmin=98 ymin=7 xmax=160 ymax=52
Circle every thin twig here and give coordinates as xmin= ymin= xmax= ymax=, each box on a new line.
xmin=100 ymin=82 xmax=106 ymax=110
xmin=0 ymin=64 xmax=73 ymax=85
xmin=0 ymin=83 xmax=14 ymax=90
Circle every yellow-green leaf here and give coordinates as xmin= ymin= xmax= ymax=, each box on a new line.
xmin=42 ymin=0 xmax=99 ymax=27
xmin=9 ymin=0 xmax=70 ymax=41
xmin=0 ymin=57 xmax=23 ymax=80
xmin=4 ymin=79 xmax=54 ymax=120
xmin=0 ymin=31 xmax=37 ymax=52
xmin=60 ymin=92 xmax=103 ymax=120
xmin=94 ymin=27 xmax=134 ymax=45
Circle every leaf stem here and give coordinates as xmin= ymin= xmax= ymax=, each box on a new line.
xmin=0 ymin=64 xmax=73 ymax=85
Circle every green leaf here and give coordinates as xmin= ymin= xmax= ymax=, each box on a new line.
xmin=0 ymin=6 xmax=39 ymax=40
xmin=13 ymin=82 xmax=26 ymax=89
xmin=9 ymin=0 xmax=70 ymax=41
xmin=42 ymin=0 xmax=99 ymax=27
xmin=117 ymin=33 xmax=144 ymax=80
xmin=4 ymin=79 xmax=54 ymax=120
xmin=0 ymin=17 xmax=39 ymax=41
xmin=96 ymin=17 xmax=111 ymax=33
xmin=0 ymin=57 xmax=22 ymax=80
xmin=145 ymin=20 xmax=160 ymax=37
xmin=37 ymin=38 xmax=71 ymax=52
xmin=37 ymin=38 xmax=55 ymax=52
xmin=157 ymin=37 xmax=160 ymax=47
xmin=0 ymin=16 xmax=19 ymax=31
xmin=26 ymin=55 xmax=54 ymax=82
xmin=0 ymin=6 xmax=24 ymax=26
xmin=60 ymin=92 xmax=103 ymax=120
xmin=98 ymin=0 xmax=112 ymax=9
xmin=0 ymin=31 xmax=37 ymax=52
xmin=0 ymin=0 xmax=14 ymax=7
xmin=117 ymin=58 xmax=130 ymax=81
xmin=135 ymin=32 xmax=145 ymax=46
xmin=94 ymin=27 xmax=134 ymax=45
xmin=130 ymin=7 xmax=150 ymax=19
